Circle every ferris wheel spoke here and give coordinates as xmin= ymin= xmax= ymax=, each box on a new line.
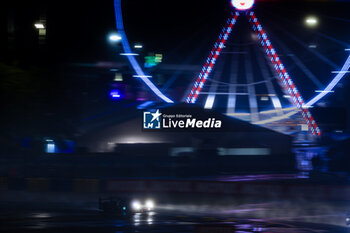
xmin=254 ymin=45 xmax=284 ymax=117
xmin=204 ymin=60 xmax=225 ymax=110
xmin=248 ymin=11 xmax=321 ymax=136
xmin=270 ymin=35 xmax=325 ymax=89
xmin=226 ymin=52 xmax=240 ymax=115
xmin=186 ymin=11 xmax=240 ymax=104
xmin=275 ymin=25 xmax=339 ymax=70
xmin=245 ymin=48 xmax=260 ymax=122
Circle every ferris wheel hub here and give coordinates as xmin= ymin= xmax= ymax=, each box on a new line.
xmin=231 ymin=0 xmax=255 ymax=11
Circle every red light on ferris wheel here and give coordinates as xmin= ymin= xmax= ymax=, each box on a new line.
xmin=231 ymin=0 xmax=255 ymax=11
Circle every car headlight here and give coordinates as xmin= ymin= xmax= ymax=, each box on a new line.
xmin=347 ymin=218 xmax=350 ymax=221
xmin=132 ymin=200 xmax=142 ymax=211
xmin=145 ymin=200 xmax=155 ymax=210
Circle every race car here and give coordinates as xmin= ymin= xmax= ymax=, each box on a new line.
xmin=130 ymin=199 xmax=155 ymax=213
xmin=99 ymin=197 xmax=155 ymax=214
xmin=99 ymin=197 xmax=128 ymax=214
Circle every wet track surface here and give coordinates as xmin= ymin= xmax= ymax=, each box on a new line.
xmin=1 ymin=204 xmax=350 ymax=233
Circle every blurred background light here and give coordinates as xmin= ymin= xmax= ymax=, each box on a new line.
xmin=120 ymin=53 xmax=139 ymax=56
xmin=110 ymin=90 xmax=122 ymax=99
xmin=34 ymin=23 xmax=45 ymax=29
xmin=108 ymin=33 xmax=122 ymax=42
xmin=134 ymin=44 xmax=143 ymax=49
xmin=45 ymin=140 xmax=56 ymax=153
xmin=305 ymin=16 xmax=319 ymax=27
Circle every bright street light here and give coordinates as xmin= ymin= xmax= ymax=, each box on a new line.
xmin=34 ymin=23 xmax=45 ymax=29
xmin=108 ymin=33 xmax=122 ymax=42
xmin=305 ymin=16 xmax=319 ymax=27
xmin=120 ymin=53 xmax=139 ymax=56
xmin=134 ymin=44 xmax=143 ymax=49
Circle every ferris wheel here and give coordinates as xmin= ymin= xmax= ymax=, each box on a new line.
xmin=114 ymin=0 xmax=350 ymax=136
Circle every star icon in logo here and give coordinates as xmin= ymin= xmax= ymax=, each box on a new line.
xmin=151 ymin=109 xmax=162 ymax=122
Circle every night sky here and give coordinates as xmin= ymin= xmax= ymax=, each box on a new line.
xmin=2 ymin=0 xmax=349 ymax=63
xmin=53 ymin=0 xmax=350 ymax=62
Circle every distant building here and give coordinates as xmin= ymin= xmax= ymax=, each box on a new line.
xmin=77 ymin=104 xmax=294 ymax=172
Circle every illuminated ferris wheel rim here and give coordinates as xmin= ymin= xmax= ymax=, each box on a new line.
xmin=114 ymin=0 xmax=173 ymax=103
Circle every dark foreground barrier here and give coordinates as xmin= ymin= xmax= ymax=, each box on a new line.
xmin=105 ymin=179 xmax=350 ymax=201
xmin=195 ymin=225 xmax=235 ymax=233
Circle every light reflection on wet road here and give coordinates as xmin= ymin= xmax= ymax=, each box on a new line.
xmin=1 ymin=204 xmax=350 ymax=233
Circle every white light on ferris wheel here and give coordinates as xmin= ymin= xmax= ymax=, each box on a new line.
xmin=231 ymin=0 xmax=255 ymax=11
